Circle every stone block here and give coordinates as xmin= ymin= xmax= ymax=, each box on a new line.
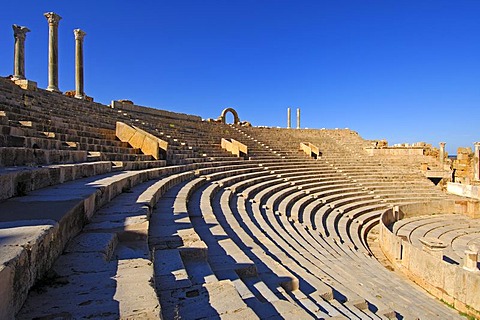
xmin=115 ymin=121 xmax=136 ymax=143
xmin=465 ymin=272 xmax=480 ymax=312
xmin=13 ymin=79 xmax=37 ymax=91
xmin=0 ymin=264 xmax=15 ymax=320
xmin=115 ymin=122 xmax=167 ymax=160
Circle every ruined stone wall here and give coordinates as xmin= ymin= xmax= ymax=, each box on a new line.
xmin=452 ymin=147 xmax=475 ymax=184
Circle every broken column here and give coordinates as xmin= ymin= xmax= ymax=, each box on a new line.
xmin=74 ymin=29 xmax=86 ymax=99
xmin=439 ymin=142 xmax=446 ymax=169
xmin=44 ymin=12 xmax=62 ymax=92
xmin=296 ymin=108 xmax=300 ymax=129
xmin=287 ymin=107 xmax=291 ymax=129
xmin=474 ymin=142 xmax=480 ymax=181
xmin=12 ymin=25 xmax=30 ymax=80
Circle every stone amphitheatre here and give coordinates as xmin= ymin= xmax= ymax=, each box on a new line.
xmin=1 ymin=12 xmax=480 ymax=320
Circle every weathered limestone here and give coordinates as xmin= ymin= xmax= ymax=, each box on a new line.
xmin=299 ymin=142 xmax=320 ymax=159
xmin=12 ymin=25 xmax=30 ymax=80
xmin=287 ymin=107 xmax=291 ymax=129
xmin=73 ymin=29 xmax=86 ymax=99
xmin=44 ymin=12 xmax=62 ymax=93
xmin=474 ymin=142 xmax=480 ymax=181
xmin=296 ymin=108 xmax=300 ymax=129
xmin=115 ymin=121 xmax=168 ymax=160
xmin=221 ymin=138 xmax=247 ymax=157
xmin=439 ymin=142 xmax=446 ymax=169
xmin=463 ymin=247 xmax=479 ymax=272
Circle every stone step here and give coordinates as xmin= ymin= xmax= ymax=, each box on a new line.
xmin=159 ymin=280 xmax=259 ymax=319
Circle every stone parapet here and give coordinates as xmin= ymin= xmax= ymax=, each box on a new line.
xmin=365 ymin=147 xmax=425 ymax=156
xmin=447 ymin=182 xmax=480 ymax=211
xmin=111 ymin=100 xmax=201 ymax=122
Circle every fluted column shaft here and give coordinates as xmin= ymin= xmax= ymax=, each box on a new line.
xmin=12 ymin=25 xmax=30 ymax=80
xmin=74 ymin=29 xmax=86 ymax=99
xmin=44 ymin=12 xmax=62 ymax=92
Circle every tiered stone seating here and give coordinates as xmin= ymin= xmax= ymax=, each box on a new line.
xmin=0 ymin=78 xmax=160 ymax=166
xmin=1 ymin=79 xmax=472 ymax=318
xmin=9 ymin=161 xmax=254 ymax=319
xmin=158 ymin=157 xmax=462 ymax=318
xmin=393 ymin=214 xmax=480 ymax=265
xmin=109 ymin=106 xmax=245 ymax=165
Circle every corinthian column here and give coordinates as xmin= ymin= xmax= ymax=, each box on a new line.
xmin=44 ymin=12 xmax=62 ymax=92
xmin=74 ymin=29 xmax=86 ymax=99
xmin=12 ymin=25 xmax=30 ymax=80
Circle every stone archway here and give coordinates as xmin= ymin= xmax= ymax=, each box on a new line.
xmin=218 ymin=108 xmax=240 ymax=125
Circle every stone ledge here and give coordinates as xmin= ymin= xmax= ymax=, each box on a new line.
xmin=0 ymin=166 xmax=183 ymax=318
xmin=111 ymin=100 xmax=201 ymax=122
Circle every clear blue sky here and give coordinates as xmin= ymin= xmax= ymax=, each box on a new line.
xmin=1 ymin=1 xmax=479 ymax=154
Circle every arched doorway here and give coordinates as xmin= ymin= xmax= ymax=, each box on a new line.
xmin=218 ymin=108 xmax=240 ymax=125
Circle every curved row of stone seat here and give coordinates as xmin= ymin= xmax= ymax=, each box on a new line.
xmin=0 ymin=167 xmax=163 ymax=318
xmin=148 ymin=160 xmax=374 ymax=318
xmin=393 ymin=214 xmax=480 ymax=265
xmin=0 ymin=160 xmax=166 ymax=202
xmin=222 ymin=164 xmax=424 ymax=316
xmin=196 ymin=168 xmax=353 ymax=318
xmin=1 ymin=159 xmax=247 ymax=319
xmin=202 ymin=162 xmax=462 ymax=318
xmin=18 ymin=162 xmax=258 ymax=319
xmin=147 ymin=162 xmax=320 ymax=318
xmin=244 ymin=165 xmax=464 ymax=318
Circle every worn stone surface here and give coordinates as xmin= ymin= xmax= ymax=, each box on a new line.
xmin=116 ymin=121 xmax=167 ymax=160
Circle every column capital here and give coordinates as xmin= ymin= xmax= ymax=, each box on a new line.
xmin=474 ymin=142 xmax=480 ymax=147
xmin=74 ymin=29 xmax=86 ymax=41
xmin=44 ymin=12 xmax=62 ymax=26
xmin=439 ymin=142 xmax=446 ymax=147
xmin=12 ymin=24 xmax=30 ymax=40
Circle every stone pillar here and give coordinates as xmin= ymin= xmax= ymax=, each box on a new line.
xmin=296 ymin=108 xmax=300 ymax=129
xmin=393 ymin=205 xmax=400 ymax=221
xmin=74 ymin=29 xmax=86 ymax=99
xmin=463 ymin=244 xmax=479 ymax=272
xmin=44 ymin=12 xmax=62 ymax=93
xmin=12 ymin=25 xmax=30 ymax=80
xmin=439 ymin=142 xmax=446 ymax=169
xmin=287 ymin=107 xmax=291 ymax=129
xmin=474 ymin=142 xmax=480 ymax=181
